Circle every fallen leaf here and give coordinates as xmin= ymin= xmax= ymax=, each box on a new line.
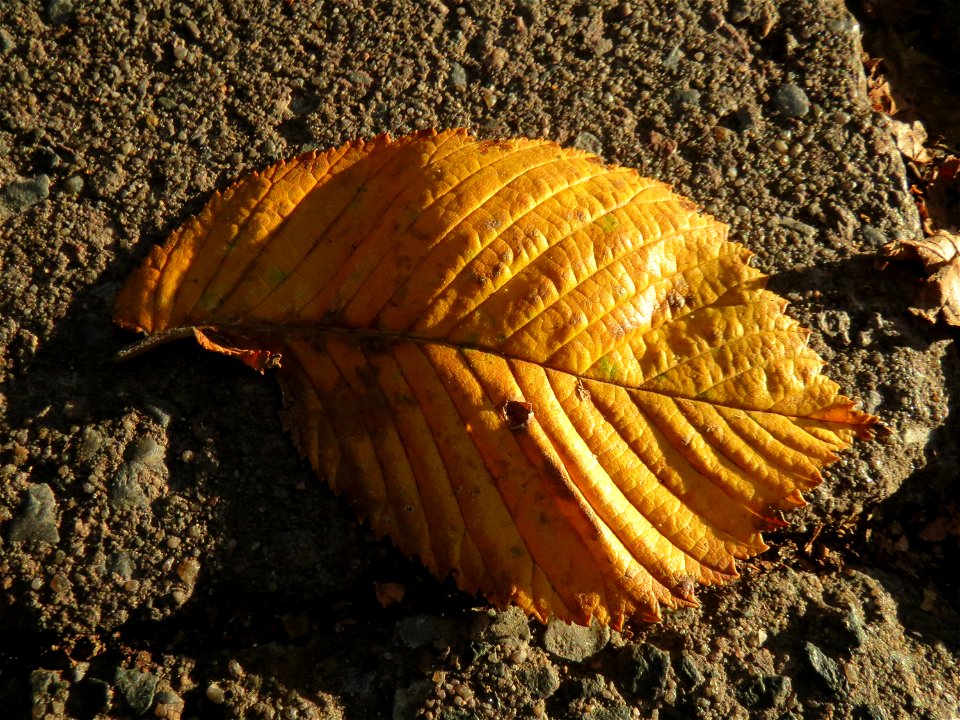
xmin=884 ymin=230 xmax=960 ymax=326
xmin=889 ymin=118 xmax=932 ymax=165
xmin=865 ymin=56 xmax=898 ymax=115
xmin=114 ymin=129 xmax=877 ymax=628
xmin=922 ymin=155 xmax=960 ymax=234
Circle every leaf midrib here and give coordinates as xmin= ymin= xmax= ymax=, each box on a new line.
xmin=152 ymin=320 xmax=823 ymax=421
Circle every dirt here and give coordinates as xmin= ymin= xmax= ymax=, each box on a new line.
xmin=1 ymin=1 xmax=958 ymax=719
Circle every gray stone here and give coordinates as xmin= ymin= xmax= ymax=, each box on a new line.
xmin=672 ymin=87 xmax=702 ymax=109
xmin=737 ymin=674 xmax=792 ymax=709
xmin=1 ymin=175 xmax=51 ymax=219
xmin=818 ymin=606 xmax=868 ymax=652
xmin=114 ymin=667 xmax=158 ymax=715
xmin=772 ymin=83 xmax=810 ymax=118
xmin=77 ymin=427 xmax=105 ymax=462
xmin=571 ymin=673 xmax=606 ymax=698
xmin=805 ymin=641 xmax=848 ymax=696
xmin=518 ymin=663 xmax=560 ymax=698
xmin=127 ymin=435 xmax=165 ymax=470
xmin=840 ymin=608 xmax=868 ymax=649
xmin=678 ymin=652 xmax=705 ymax=687
xmin=0 ymin=28 xmax=15 ymax=53
xmin=63 ymin=175 xmax=84 ymax=195
xmin=543 ymin=617 xmax=610 ymax=662
xmin=30 ymin=668 xmax=69 ymax=715
xmin=861 ymin=225 xmax=887 ymax=247
xmin=108 ymin=552 xmax=135 ymax=581
xmin=448 ymin=62 xmax=467 ymax=91
xmin=109 ymin=465 xmax=151 ymax=511
xmin=617 ymin=644 xmax=671 ymax=700
xmin=573 ymin=130 xmax=603 ymax=157
xmin=155 ymin=689 xmax=182 ymax=705
xmin=46 ymin=0 xmax=74 ymax=24
xmin=474 ymin=606 xmax=531 ymax=642
xmin=9 ymin=483 xmax=60 ymax=544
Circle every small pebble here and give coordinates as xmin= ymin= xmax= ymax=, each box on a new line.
xmin=114 ymin=667 xmax=158 ymax=715
xmin=805 ymin=642 xmax=848 ymax=696
xmin=63 ymin=175 xmax=84 ymax=194
xmin=176 ymin=558 xmax=201 ymax=585
xmin=1 ymin=175 xmax=51 ymax=219
xmin=672 ymin=87 xmax=701 ymax=109
xmin=155 ymin=689 xmax=182 ymax=705
xmin=662 ymin=44 xmax=683 ymax=69
xmin=572 ymin=131 xmax=603 ymax=157
xmin=9 ymin=483 xmax=60 ymax=544
xmin=205 ymin=683 xmax=225 ymax=704
xmin=543 ymin=617 xmax=610 ymax=662
xmin=448 ymin=62 xmax=467 ymax=91
xmin=46 ymin=0 xmax=74 ymax=25
xmin=0 ymin=28 xmax=16 ymax=53
xmin=772 ymin=83 xmax=810 ymax=118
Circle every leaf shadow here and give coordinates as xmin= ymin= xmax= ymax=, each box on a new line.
xmin=3 ymin=249 xmax=957 ymax=717
xmin=0 ymin=274 xmax=467 ymax=719
xmin=768 ymin=252 xmax=960 ymax=651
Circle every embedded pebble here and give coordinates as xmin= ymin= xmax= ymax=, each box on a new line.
xmin=543 ymin=617 xmax=610 ymax=662
xmin=618 ymin=644 xmax=671 ymax=699
xmin=0 ymin=28 xmax=15 ymax=53
xmin=127 ymin=435 xmax=166 ymax=470
xmin=448 ymin=62 xmax=467 ymax=91
xmin=805 ymin=642 xmax=848 ymax=696
xmin=572 ymin=131 xmax=604 ymax=157
xmin=46 ymin=0 xmax=73 ymax=24
xmin=109 ymin=465 xmax=151 ymax=511
xmin=672 ymin=87 xmax=701 ymax=109
xmin=772 ymin=82 xmax=811 ymax=118
xmin=1 ymin=175 xmax=51 ymax=220
xmin=63 ymin=175 xmax=84 ymax=194
xmin=474 ymin=606 xmax=531 ymax=642
xmin=737 ymin=674 xmax=792 ymax=710
xmin=205 ymin=682 xmax=226 ymax=704
xmin=176 ymin=557 xmax=201 ymax=586
xmin=114 ymin=667 xmax=158 ymax=715
xmin=518 ymin=663 xmax=560 ymax=698
xmin=9 ymin=483 xmax=60 ymax=544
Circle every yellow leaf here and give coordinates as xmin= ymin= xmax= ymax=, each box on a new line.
xmin=114 ymin=129 xmax=877 ymax=628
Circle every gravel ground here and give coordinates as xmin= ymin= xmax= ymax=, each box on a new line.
xmin=1 ymin=1 xmax=958 ymax=719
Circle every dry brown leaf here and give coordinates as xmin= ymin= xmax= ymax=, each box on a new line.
xmin=884 ymin=230 xmax=960 ymax=326
xmin=890 ymin=118 xmax=933 ymax=165
xmin=113 ymin=129 xmax=877 ymax=628
xmin=865 ymin=56 xmax=898 ymax=115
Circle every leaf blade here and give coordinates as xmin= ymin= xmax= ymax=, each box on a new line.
xmin=114 ymin=129 xmax=877 ymax=627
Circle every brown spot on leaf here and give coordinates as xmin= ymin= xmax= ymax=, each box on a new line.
xmin=501 ymin=399 xmax=534 ymax=431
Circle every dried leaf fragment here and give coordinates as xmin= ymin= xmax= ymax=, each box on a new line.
xmin=114 ymin=129 xmax=877 ymax=628
xmin=885 ymin=231 xmax=960 ymax=326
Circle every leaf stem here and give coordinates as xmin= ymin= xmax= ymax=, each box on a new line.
xmin=115 ymin=326 xmax=199 ymax=362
